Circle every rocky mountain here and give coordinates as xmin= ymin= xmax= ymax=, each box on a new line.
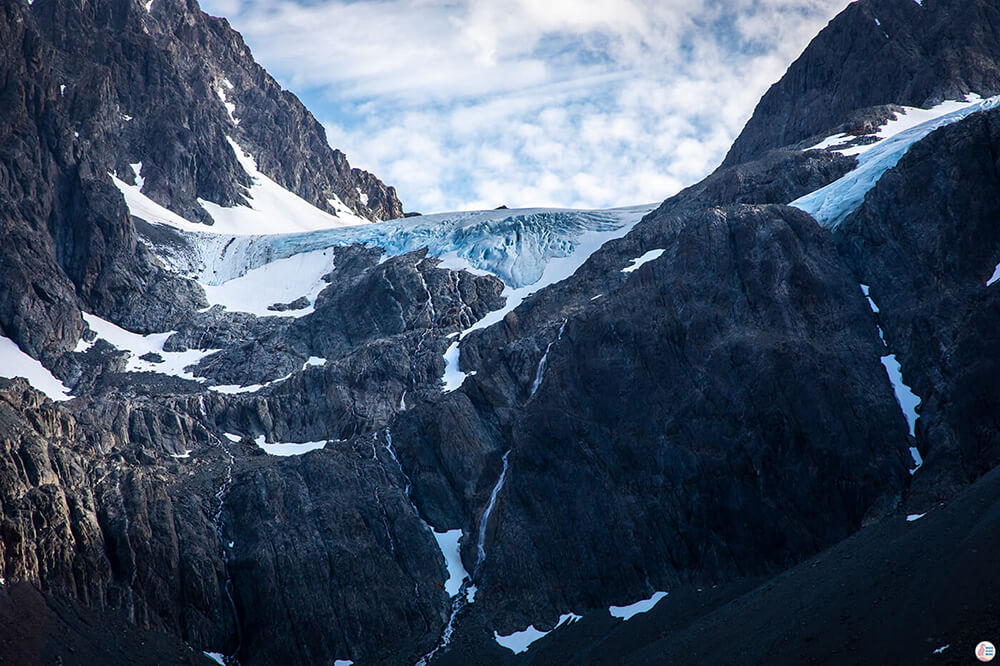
xmin=1 ymin=0 xmax=999 ymax=664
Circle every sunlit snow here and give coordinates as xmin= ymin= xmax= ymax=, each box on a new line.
xmin=621 ymin=248 xmax=665 ymax=273
xmin=130 ymin=162 xmax=144 ymax=190
xmin=0 ymin=336 xmax=72 ymax=401
xmin=215 ymin=85 xmax=239 ymax=125
xmin=906 ymin=513 xmax=926 ymax=522
xmin=112 ymin=138 xmax=368 ymax=236
xmin=81 ymin=313 xmax=217 ymax=382
xmin=253 ymin=435 xmax=327 ymax=456
xmin=200 ymin=248 xmax=334 ymax=317
xmin=197 ymin=138 xmax=369 ymax=233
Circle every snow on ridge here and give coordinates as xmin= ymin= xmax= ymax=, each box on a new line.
xmin=197 ymin=138 xmax=369 ymax=234
xmin=805 ymin=95 xmax=984 ymax=158
xmin=112 ymin=138 xmax=369 ymax=238
xmin=794 ymin=94 xmax=1000 ymax=228
xmin=0 ymin=336 xmax=72 ymax=401
xmin=203 ymin=652 xmax=225 ymax=666
xmin=609 ymin=590 xmax=668 ymax=620
xmin=493 ymin=613 xmax=582 ymax=654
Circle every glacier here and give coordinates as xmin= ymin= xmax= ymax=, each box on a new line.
xmin=792 ymin=94 xmax=1000 ymax=228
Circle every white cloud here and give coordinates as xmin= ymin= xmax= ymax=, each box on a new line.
xmin=201 ymin=0 xmax=851 ymax=212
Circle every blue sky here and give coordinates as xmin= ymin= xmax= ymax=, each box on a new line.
xmin=200 ymin=0 xmax=850 ymax=214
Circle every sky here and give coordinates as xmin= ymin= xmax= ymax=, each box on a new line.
xmin=200 ymin=0 xmax=851 ymax=214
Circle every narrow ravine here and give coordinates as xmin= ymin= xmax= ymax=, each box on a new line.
xmin=475 ymin=451 xmax=511 ymax=575
xmin=209 ymin=432 xmax=243 ymax=665
xmin=528 ymin=320 xmax=567 ymax=400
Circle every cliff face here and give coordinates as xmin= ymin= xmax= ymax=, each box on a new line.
xmin=30 ymin=0 xmax=403 ymax=224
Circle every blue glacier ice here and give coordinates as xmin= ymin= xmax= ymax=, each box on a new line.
xmin=187 ymin=205 xmax=654 ymax=289
xmin=791 ymin=95 xmax=1000 ymax=228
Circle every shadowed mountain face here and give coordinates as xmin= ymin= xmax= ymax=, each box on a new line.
xmin=1 ymin=0 xmax=999 ymax=664
xmin=723 ymin=0 xmax=1000 ymax=166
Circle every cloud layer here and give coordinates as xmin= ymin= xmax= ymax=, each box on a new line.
xmin=201 ymin=0 xmax=851 ymax=213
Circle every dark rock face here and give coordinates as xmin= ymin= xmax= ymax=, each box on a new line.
xmin=665 ymin=148 xmax=857 ymax=209
xmin=224 ymin=449 xmax=447 ymax=666
xmin=835 ymin=106 xmax=1000 ymax=506
xmin=30 ymin=0 xmax=402 ymax=224
xmin=398 ymin=201 xmax=912 ymax=634
xmin=0 ymin=0 xmax=206 ymax=366
xmin=724 ymin=0 xmax=1000 ymax=166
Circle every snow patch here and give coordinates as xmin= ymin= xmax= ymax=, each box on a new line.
xmin=130 ymin=162 xmax=144 ymax=190
xmin=794 ymin=94 xmax=1000 ymax=227
xmin=906 ymin=513 xmax=926 ymax=522
xmin=199 ymin=248 xmax=334 ymax=317
xmin=112 ymin=137 xmax=367 ymax=236
xmin=609 ymin=591 xmax=668 ymax=620
xmin=223 ymin=433 xmax=242 ymax=443
xmin=253 ymin=435 xmax=327 ymax=457
xmin=209 ymin=372 xmax=291 ymax=394
xmin=144 ymin=0 xmax=154 ymax=12
xmin=334 ymin=661 xmax=354 ymax=666
xmin=987 ymin=262 xmax=1000 ymax=286
xmin=82 ymin=312 xmax=216 ymax=382
xmin=441 ymin=340 xmax=467 ymax=392
xmin=880 ymin=354 xmax=920 ymax=439
xmin=859 ymin=284 xmax=880 ymax=312
xmin=0 ymin=336 xmax=72 ymax=401
xmin=215 ymin=86 xmax=238 ymax=124
xmin=59 ymin=84 xmax=65 ymax=95
xmin=622 ymin=248 xmax=665 ymax=273
xmin=203 ymin=653 xmax=225 ymax=666
xmin=111 ymin=172 xmax=202 ymax=229
xmin=933 ymin=644 xmax=949 ymax=654
xmin=909 ymin=446 xmax=924 ymax=475
xmin=432 ymin=529 xmax=470 ymax=597
xmin=493 ymin=613 xmax=582 ymax=654
xmin=304 ymin=356 xmax=326 ymax=369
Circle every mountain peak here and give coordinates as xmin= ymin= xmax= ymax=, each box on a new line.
xmin=723 ymin=0 xmax=1000 ymax=166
